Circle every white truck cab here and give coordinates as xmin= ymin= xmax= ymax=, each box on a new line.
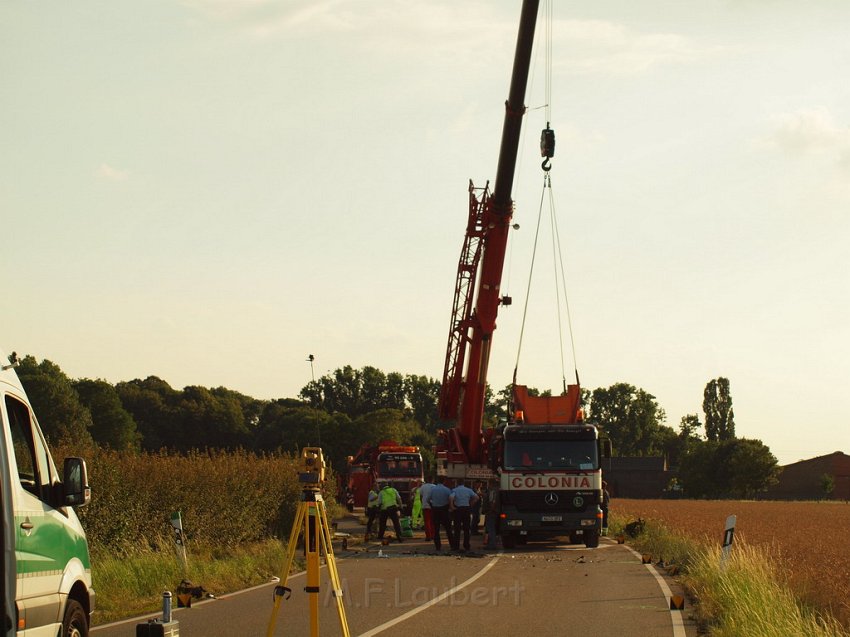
xmin=1 ymin=350 xmax=94 ymax=636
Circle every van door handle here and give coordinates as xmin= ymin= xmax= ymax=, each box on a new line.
xmin=20 ymin=521 xmax=33 ymax=531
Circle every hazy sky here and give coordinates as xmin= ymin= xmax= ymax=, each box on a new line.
xmin=3 ymin=1 xmax=848 ymax=466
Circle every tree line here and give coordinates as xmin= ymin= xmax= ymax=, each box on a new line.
xmin=14 ymin=354 xmax=779 ymax=498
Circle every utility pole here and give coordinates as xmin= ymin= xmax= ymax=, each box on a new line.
xmin=307 ymin=354 xmax=321 ymax=445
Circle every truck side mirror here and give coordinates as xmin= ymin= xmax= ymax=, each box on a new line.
xmin=601 ymin=439 xmax=612 ymax=459
xmin=63 ymin=457 xmax=91 ymax=507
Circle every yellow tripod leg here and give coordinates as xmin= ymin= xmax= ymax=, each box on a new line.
xmin=306 ymin=501 xmax=320 ymax=637
xmin=266 ymin=500 xmax=307 ymax=637
xmin=316 ymin=497 xmax=350 ymax=637
xmin=265 ymin=491 xmax=350 ymax=637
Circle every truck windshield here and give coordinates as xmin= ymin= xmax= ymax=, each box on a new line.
xmin=377 ymin=454 xmax=422 ymax=477
xmin=503 ymin=440 xmax=598 ymax=471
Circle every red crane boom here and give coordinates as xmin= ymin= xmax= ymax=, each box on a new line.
xmin=438 ymin=0 xmax=540 ymax=472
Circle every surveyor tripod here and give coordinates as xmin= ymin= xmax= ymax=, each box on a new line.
xmin=266 ymin=449 xmax=349 ymax=637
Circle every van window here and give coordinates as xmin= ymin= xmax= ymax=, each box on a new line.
xmin=5 ymin=396 xmax=53 ymax=500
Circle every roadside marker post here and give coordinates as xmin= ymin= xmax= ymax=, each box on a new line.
xmin=170 ymin=511 xmax=189 ymax=574
xmin=720 ymin=514 xmax=736 ymax=568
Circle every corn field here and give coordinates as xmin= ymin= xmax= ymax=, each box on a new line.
xmin=54 ymin=447 xmax=336 ymax=555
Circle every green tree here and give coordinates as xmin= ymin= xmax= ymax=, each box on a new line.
xmin=820 ymin=473 xmax=835 ymax=499
xmin=254 ymin=399 xmax=336 ymax=454
xmin=212 ymin=387 xmax=265 ymax=433
xmin=16 ymin=355 xmax=94 ymax=450
xmin=73 ymin=378 xmax=141 ymax=451
xmin=678 ymin=438 xmax=779 ymax=498
xmin=703 ymin=377 xmax=735 ymax=441
xmin=300 ymin=366 xmax=441 ymax=435
xmin=300 ymin=365 xmax=356 ymax=415
xmin=664 ymin=413 xmax=703 ymax=469
xmin=677 ymin=440 xmax=720 ymax=498
xmin=587 ymin=383 xmax=667 ymax=456
xmin=655 ymin=424 xmax=681 ymax=468
xmin=403 ymin=374 xmax=440 ymax=434
xmin=115 ymin=377 xmax=180 ymax=450
xmin=679 ymin=413 xmax=702 ymax=440
xmin=724 ymin=438 xmax=779 ymax=497
xmin=176 ymin=385 xmax=250 ymax=450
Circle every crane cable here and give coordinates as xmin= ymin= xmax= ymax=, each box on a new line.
xmin=548 ymin=174 xmax=581 ymax=391
xmin=514 ymin=0 xmax=580 ymax=392
xmin=513 ymin=173 xmax=580 ymax=392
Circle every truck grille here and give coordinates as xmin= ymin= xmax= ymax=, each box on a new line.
xmin=500 ymin=490 xmax=597 ymax=513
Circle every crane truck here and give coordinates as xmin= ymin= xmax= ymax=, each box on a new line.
xmin=434 ymin=0 xmax=611 ymax=549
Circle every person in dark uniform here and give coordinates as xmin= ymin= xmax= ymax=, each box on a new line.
xmin=450 ymin=478 xmax=479 ymax=552
xmin=424 ymin=476 xmax=454 ymax=551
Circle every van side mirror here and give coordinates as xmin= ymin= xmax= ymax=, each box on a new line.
xmin=63 ymin=457 xmax=91 ymax=507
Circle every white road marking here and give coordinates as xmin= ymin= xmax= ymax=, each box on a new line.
xmin=623 ymin=545 xmax=687 ymax=637
xmin=356 ymin=554 xmax=502 ymax=637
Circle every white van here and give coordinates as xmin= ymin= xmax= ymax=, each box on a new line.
xmin=1 ymin=350 xmax=94 ymax=636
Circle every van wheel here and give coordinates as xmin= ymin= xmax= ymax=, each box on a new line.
xmin=584 ymin=530 xmax=600 ymax=548
xmin=62 ymin=599 xmax=88 ymax=637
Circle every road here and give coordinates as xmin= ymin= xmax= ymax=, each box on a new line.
xmin=93 ymin=517 xmax=697 ymax=637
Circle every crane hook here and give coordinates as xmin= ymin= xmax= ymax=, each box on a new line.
xmin=540 ymin=123 xmax=555 ymax=173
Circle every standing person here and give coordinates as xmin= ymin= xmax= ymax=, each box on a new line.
xmin=365 ymin=482 xmax=380 ymax=540
xmin=377 ymin=481 xmax=404 ymax=542
xmin=418 ymin=477 xmax=435 ymax=540
xmin=482 ymin=480 xmax=499 ymax=550
xmin=410 ymin=481 xmax=424 ymax=530
xmin=424 ymin=476 xmax=454 ymax=551
xmin=450 ymin=478 xmax=479 ymax=552
xmin=469 ymin=481 xmax=483 ymax=535
xmin=601 ymin=480 xmax=610 ymax=535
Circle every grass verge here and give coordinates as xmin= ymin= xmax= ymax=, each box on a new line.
xmin=91 ymin=538 xmax=292 ymax=625
xmin=610 ymin=513 xmax=850 ymax=637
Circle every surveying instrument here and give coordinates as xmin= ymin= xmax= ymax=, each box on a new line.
xmin=266 ymin=447 xmax=350 ymax=637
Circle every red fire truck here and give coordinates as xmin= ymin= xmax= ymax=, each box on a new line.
xmin=344 ymin=441 xmax=423 ymax=513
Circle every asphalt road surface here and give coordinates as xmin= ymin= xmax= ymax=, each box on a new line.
xmin=93 ymin=517 xmax=697 ymax=637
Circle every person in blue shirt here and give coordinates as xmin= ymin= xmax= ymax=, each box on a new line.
xmin=423 ymin=476 xmax=455 ymax=552
xmin=450 ymin=478 xmax=479 ymax=552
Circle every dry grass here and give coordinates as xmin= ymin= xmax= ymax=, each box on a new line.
xmin=614 ymin=499 xmax=850 ymax=628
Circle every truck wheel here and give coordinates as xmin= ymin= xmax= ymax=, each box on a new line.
xmin=501 ymin=533 xmax=516 ymax=549
xmin=569 ymin=531 xmax=581 ymax=545
xmin=62 ymin=599 xmax=88 ymax=637
xmin=584 ymin=530 xmax=600 ymax=548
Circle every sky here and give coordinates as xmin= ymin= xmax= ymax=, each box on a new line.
xmin=2 ymin=1 xmax=848 ymax=466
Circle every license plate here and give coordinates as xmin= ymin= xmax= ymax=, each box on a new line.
xmin=542 ymin=515 xmax=562 ymax=522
